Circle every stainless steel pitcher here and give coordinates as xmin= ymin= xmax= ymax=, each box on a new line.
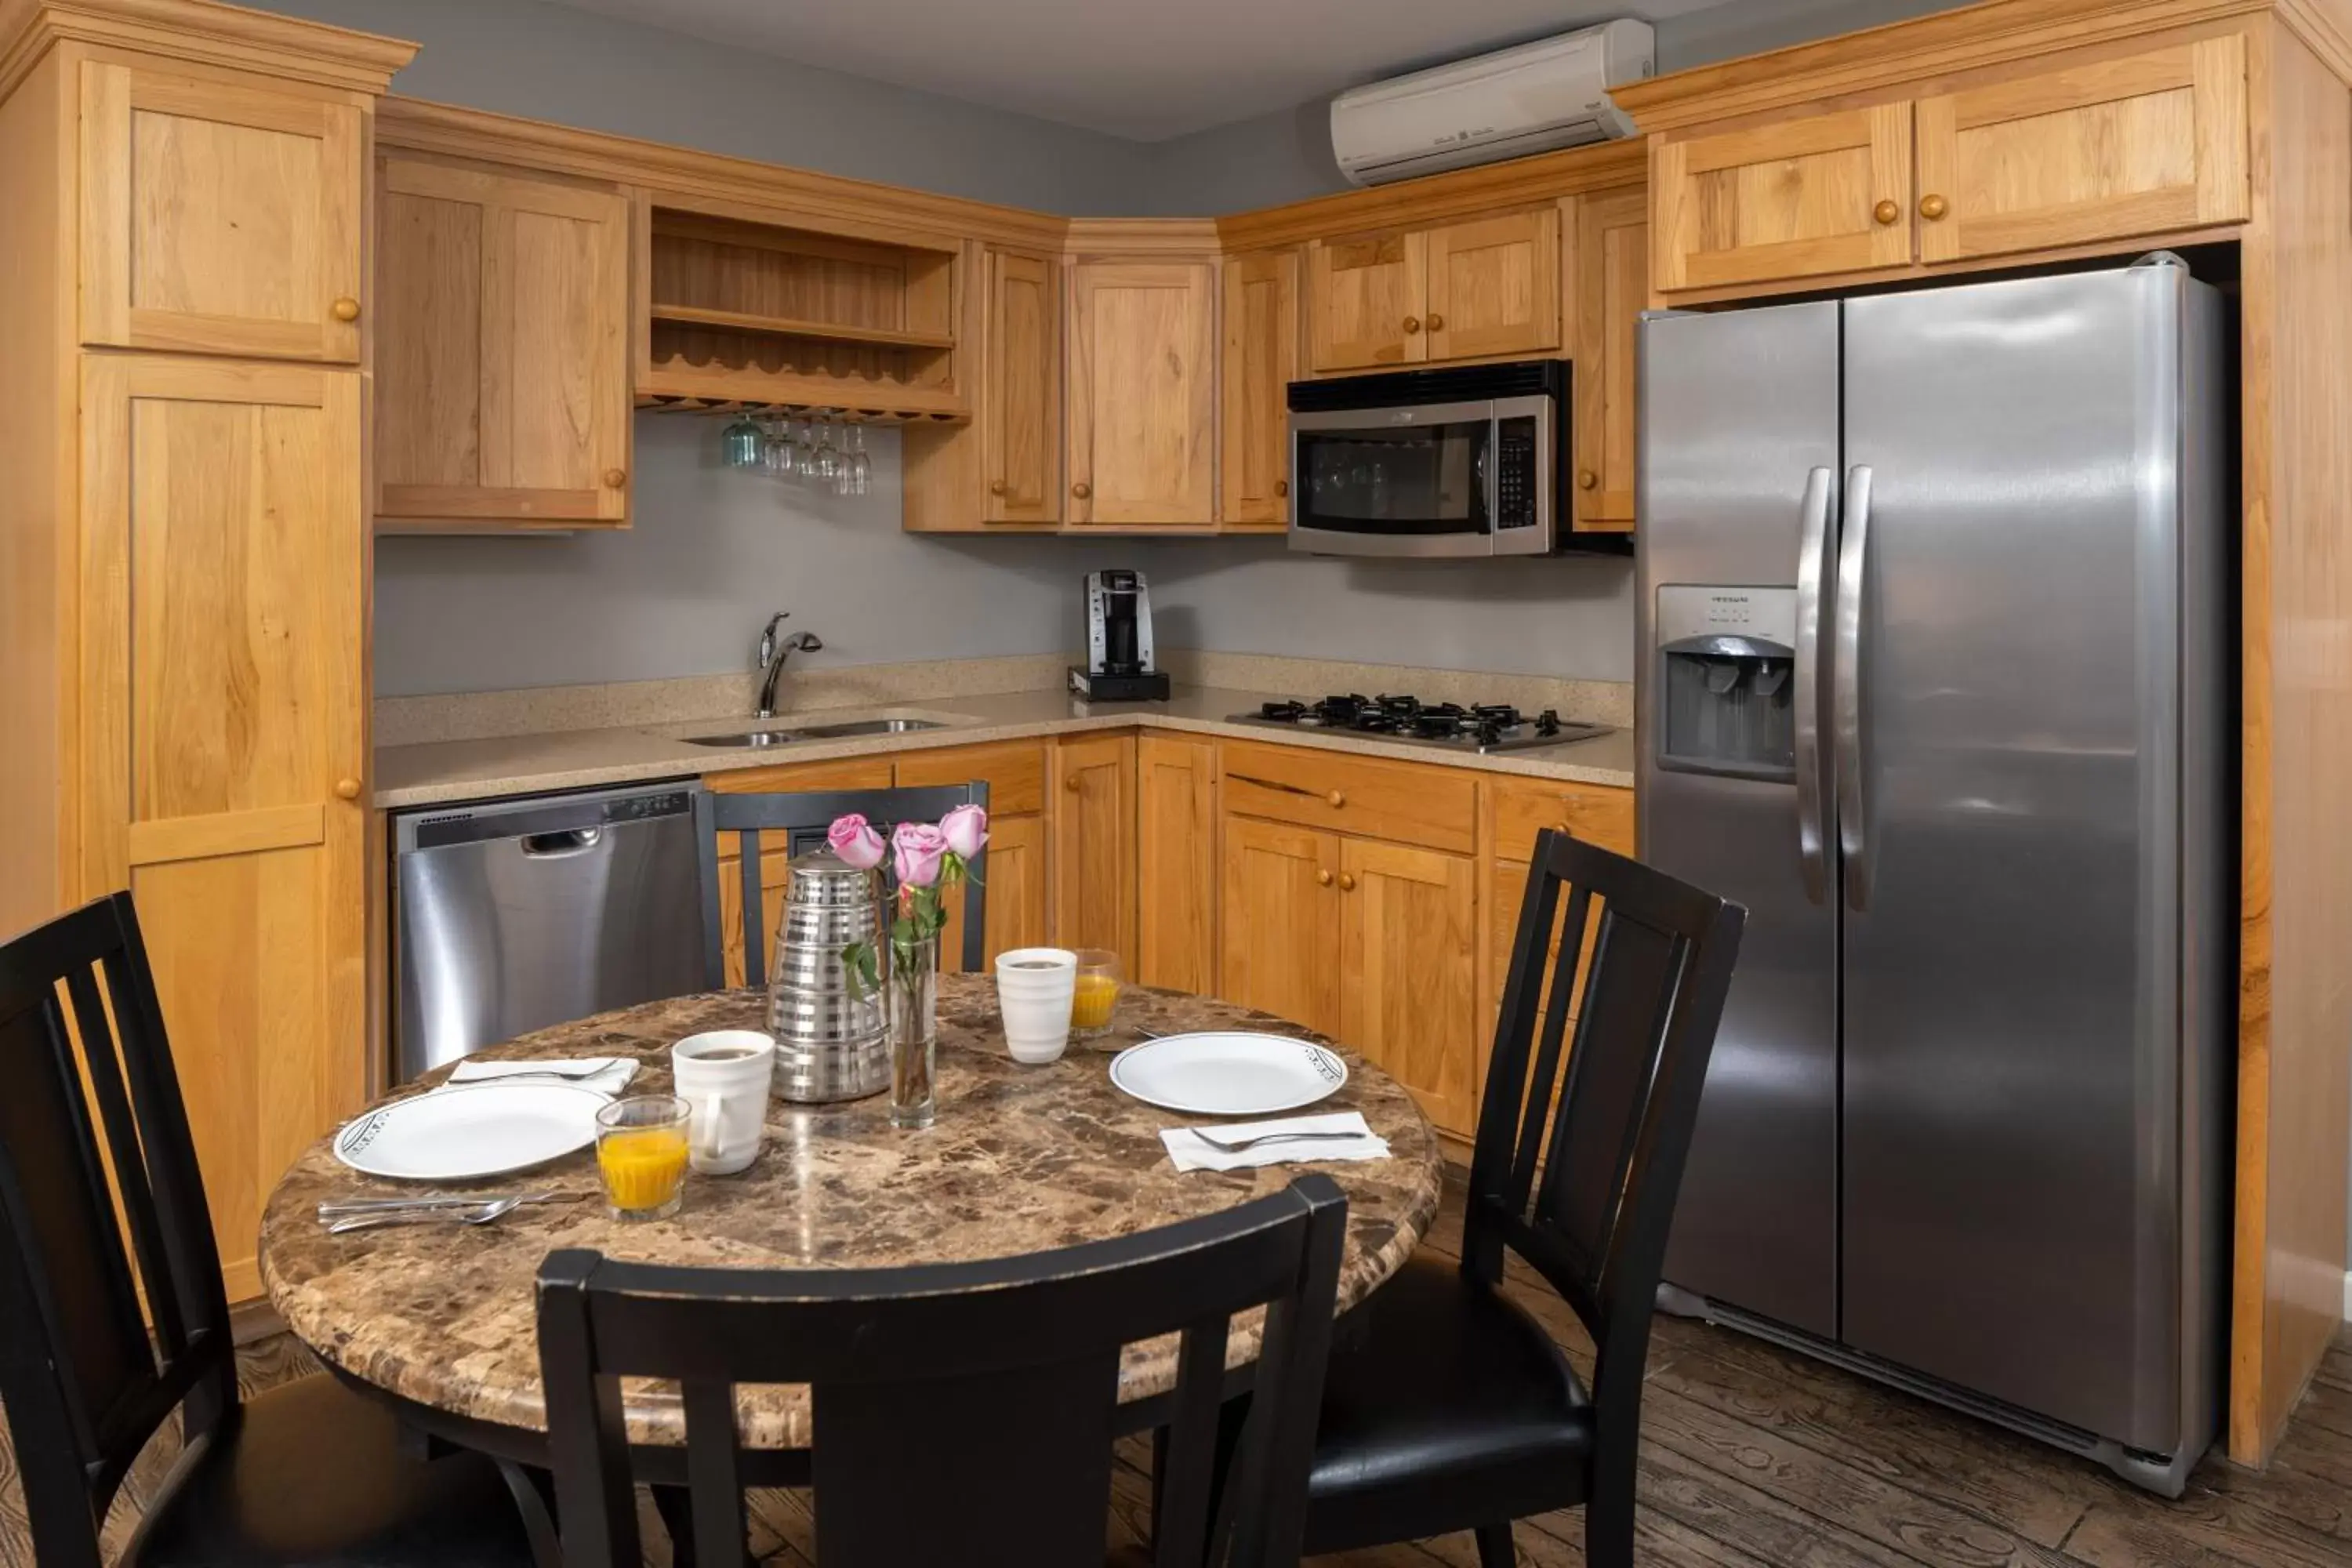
xmin=765 ymin=845 xmax=890 ymax=1102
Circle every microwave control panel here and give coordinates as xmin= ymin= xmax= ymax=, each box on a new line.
xmin=1496 ymin=414 xmax=1538 ymax=531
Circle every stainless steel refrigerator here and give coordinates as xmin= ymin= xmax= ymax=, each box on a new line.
xmin=1636 ymin=256 xmax=2233 ymax=1495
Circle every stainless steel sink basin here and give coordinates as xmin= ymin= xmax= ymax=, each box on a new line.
xmin=682 ymin=730 xmax=800 ymax=748
xmin=793 ymin=718 xmax=948 ymax=738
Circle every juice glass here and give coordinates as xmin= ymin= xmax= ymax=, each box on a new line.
xmin=595 ymin=1095 xmax=691 ymax=1220
xmin=1070 ymin=949 xmax=1123 ymax=1039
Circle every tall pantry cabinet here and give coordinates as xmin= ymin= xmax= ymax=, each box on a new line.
xmin=0 ymin=0 xmax=410 ymax=1301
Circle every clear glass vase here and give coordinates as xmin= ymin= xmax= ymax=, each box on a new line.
xmin=888 ymin=934 xmax=939 ymax=1129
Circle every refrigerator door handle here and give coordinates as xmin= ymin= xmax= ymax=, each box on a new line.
xmin=1835 ymin=463 xmax=1875 ymax=909
xmin=1794 ymin=465 xmax=1835 ymax=904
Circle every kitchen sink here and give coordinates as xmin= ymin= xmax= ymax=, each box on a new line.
xmin=681 ymin=730 xmax=800 ymax=748
xmin=793 ymin=718 xmax=948 ymax=738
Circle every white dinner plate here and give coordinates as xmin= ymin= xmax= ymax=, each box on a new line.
xmin=332 ymin=1082 xmax=608 ymax=1181
xmin=1109 ymin=1032 xmax=1348 ymax=1117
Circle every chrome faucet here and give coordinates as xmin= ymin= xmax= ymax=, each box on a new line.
xmin=755 ymin=612 xmax=823 ymax=719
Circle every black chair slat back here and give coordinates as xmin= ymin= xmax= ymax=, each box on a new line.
xmin=0 ymin=894 xmax=235 ymax=1568
xmin=693 ymin=782 xmax=991 ymax=988
xmin=537 ymin=1175 xmax=1348 ymax=1568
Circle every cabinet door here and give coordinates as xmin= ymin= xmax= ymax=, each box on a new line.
xmin=377 ymin=158 xmax=632 ymax=528
xmin=1571 ymin=187 xmax=1646 ymax=532
xmin=1653 ymin=103 xmax=1913 ymax=292
xmin=1425 ymin=209 xmax=1560 ymax=361
xmin=1308 ymin=231 xmax=1427 ymax=371
xmin=1068 ymin=261 xmax=1215 ymax=525
xmin=896 ymin=741 xmax=1049 ymax=970
xmin=81 ymin=356 xmax=366 ymax=1302
xmin=1220 ymin=249 xmax=1298 ymax=528
xmin=1915 ymin=37 xmax=2247 ymax=265
xmin=79 ymin=63 xmax=362 ymax=362
xmin=707 ymin=757 xmax=895 ymax=987
xmin=972 ymin=812 xmax=1048 ymax=964
xmin=1137 ymin=735 xmax=1218 ymax=992
xmin=1341 ymin=838 xmax=1479 ymax=1138
xmin=1221 ymin=817 xmax=1341 ymax=1040
xmin=1053 ymin=734 xmax=1137 ymax=964
xmin=986 ymin=249 xmax=1062 ymax=524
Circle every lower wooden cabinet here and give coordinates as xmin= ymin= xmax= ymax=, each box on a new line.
xmin=1338 ymin=837 xmax=1480 ymax=1137
xmin=1221 ymin=816 xmax=1343 ymax=1039
xmin=1137 ymin=734 xmax=1218 ymax=991
xmin=1052 ymin=733 xmax=1138 ymax=964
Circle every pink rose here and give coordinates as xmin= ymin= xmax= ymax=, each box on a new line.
xmin=891 ymin=821 xmax=948 ymax=888
xmin=826 ymin=813 xmax=886 ymax=871
xmin=938 ymin=803 xmax=989 ymax=861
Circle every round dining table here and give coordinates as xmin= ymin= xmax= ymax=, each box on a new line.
xmin=260 ymin=975 xmax=1443 ymax=1475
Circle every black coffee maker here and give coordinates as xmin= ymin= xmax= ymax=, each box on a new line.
xmin=1069 ymin=569 xmax=1170 ymax=701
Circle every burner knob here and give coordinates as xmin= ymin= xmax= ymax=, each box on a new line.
xmin=1536 ymin=709 xmax=1561 ymax=735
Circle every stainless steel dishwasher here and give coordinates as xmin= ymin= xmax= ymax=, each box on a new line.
xmin=392 ymin=780 xmax=706 ymax=1083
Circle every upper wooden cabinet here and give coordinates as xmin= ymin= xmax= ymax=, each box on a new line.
xmin=1913 ymin=36 xmax=2248 ymax=264
xmin=375 ymin=156 xmax=631 ymax=530
xmin=985 ymin=249 xmax=1062 ymax=524
xmin=1308 ymin=209 xmax=1561 ymax=372
xmin=1067 ymin=260 xmax=1215 ymax=526
xmin=1423 ymin=209 xmax=1561 ymax=361
xmin=1570 ymin=187 xmax=1646 ymax=531
xmin=79 ymin=62 xmax=364 ymax=362
xmin=1221 ymin=249 xmax=1298 ymax=528
xmin=1653 ymin=103 xmax=1915 ymax=292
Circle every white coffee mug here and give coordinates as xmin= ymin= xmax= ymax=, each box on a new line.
xmin=671 ymin=1029 xmax=776 ymax=1175
xmin=995 ymin=947 xmax=1079 ymax=1065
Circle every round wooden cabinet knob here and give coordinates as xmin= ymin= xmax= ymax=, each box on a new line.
xmin=330 ymin=296 xmax=361 ymax=322
xmin=1066 ymin=775 xmax=1083 ymax=792
xmin=1072 ymin=481 xmax=1092 ymax=499
xmin=1338 ymin=873 xmax=1358 ymax=892
xmin=1402 ymin=315 xmax=1422 ymax=335
xmin=1326 ymin=789 xmax=1345 ymax=808
xmin=1317 ymin=869 xmax=1334 ymax=887
xmin=1872 ymin=200 xmax=1900 ymax=226
xmin=989 ymin=478 xmax=1008 ymax=495
xmin=1275 ymin=479 xmax=1289 ymax=498
xmin=1919 ymin=194 xmax=1950 ymax=221
xmin=334 ymin=778 xmax=361 ymax=800
xmin=602 ymin=467 xmax=626 ymax=488
xmin=1425 ymin=313 xmax=1444 ymax=332
xmin=1577 ymin=469 xmax=1599 ymax=491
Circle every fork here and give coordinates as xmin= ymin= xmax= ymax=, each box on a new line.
xmin=1190 ymin=1128 xmax=1368 ymax=1152
xmin=316 ymin=1191 xmax=573 ymax=1220
xmin=456 ymin=1062 xmax=622 ymax=1081
xmin=327 ymin=1196 xmax=529 ymax=1234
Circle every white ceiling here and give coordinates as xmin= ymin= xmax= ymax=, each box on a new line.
xmin=540 ymin=0 xmax=1742 ymax=141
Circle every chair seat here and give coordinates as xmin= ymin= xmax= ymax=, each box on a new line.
xmin=1303 ymin=1251 xmax=1594 ymax=1553
xmin=125 ymin=1371 xmax=535 ymax=1568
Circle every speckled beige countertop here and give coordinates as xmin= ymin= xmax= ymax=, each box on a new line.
xmin=375 ymin=682 xmax=1637 ymax=809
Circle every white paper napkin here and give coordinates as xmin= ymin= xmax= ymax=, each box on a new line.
xmin=1160 ymin=1111 xmax=1390 ymax=1172
xmin=446 ymin=1056 xmax=637 ymax=1098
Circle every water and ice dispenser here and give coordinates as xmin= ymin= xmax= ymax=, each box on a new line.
xmin=1654 ymin=586 xmax=1798 ymax=780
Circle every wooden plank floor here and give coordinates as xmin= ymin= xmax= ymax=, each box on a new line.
xmin=9 ymin=1171 xmax=2352 ymax=1566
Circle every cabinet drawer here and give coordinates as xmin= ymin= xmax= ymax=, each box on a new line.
xmin=703 ymin=757 xmax=895 ymax=795
xmin=895 ymin=741 xmax=1046 ymax=816
xmin=1491 ymin=776 xmax=1634 ymax=862
xmin=1221 ymin=740 xmax=1475 ymax=856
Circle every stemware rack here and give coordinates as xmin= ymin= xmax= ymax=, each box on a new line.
xmin=639 ymin=205 xmax=970 ymax=421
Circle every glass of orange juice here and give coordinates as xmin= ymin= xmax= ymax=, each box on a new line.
xmin=1070 ymin=949 xmax=1123 ymax=1039
xmin=594 ymin=1095 xmax=691 ymax=1220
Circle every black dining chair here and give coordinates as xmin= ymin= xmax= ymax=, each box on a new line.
xmin=1300 ymin=829 xmax=1745 ymax=1568
xmin=0 ymin=891 xmax=535 ymax=1568
xmin=536 ymin=1175 xmax=1348 ymax=1568
xmin=693 ymin=781 xmax=990 ymax=988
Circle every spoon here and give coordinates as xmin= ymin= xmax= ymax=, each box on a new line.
xmin=327 ymin=1196 xmax=527 ymax=1234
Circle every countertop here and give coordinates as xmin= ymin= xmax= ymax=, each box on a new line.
xmin=374 ymin=683 xmax=1638 ymax=809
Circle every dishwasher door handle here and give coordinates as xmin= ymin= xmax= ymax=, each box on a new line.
xmin=520 ymin=828 xmax=604 ymax=858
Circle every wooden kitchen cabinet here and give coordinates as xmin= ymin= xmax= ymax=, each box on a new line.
xmin=1221 ymin=816 xmax=1344 ymax=1040
xmin=1053 ymin=733 xmax=1138 ymax=963
xmin=1653 ymin=103 xmax=1915 ymax=292
xmin=1308 ymin=230 xmax=1427 ymax=371
xmin=1067 ymin=260 xmax=1215 ymax=525
xmin=984 ymin=249 xmax=1062 ymax=524
xmin=897 ymin=740 xmax=1049 ymax=967
xmin=1570 ymin=187 xmax=1646 ymax=531
xmin=1424 ymin=209 xmax=1560 ymax=361
xmin=1137 ymin=734 xmax=1218 ymax=991
xmin=82 ymin=354 xmax=368 ymax=1302
xmin=1913 ymin=36 xmax=2247 ymax=265
xmin=375 ymin=156 xmax=631 ymax=530
xmin=1341 ymin=837 xmax=1479 ymax=1138
xmin=1220 ymin=248 xmax=1298 ymax=528
xmin=79 ymin=61 xmax=365 ymax=363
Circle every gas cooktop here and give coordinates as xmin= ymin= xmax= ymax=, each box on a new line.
xmin=1226 ymin=694 xmax=1613 ymax=755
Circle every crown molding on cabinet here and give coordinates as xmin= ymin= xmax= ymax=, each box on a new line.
xmin=1065 ymin=216 xmax=1223 ymax=258
xmin=0 ymin=0 xmax=414 ymax=100
xmin=1612 ymin=0 xmax=2352 ymax=130
xmin=1216 ymin=139 xmax=1647 ymax=252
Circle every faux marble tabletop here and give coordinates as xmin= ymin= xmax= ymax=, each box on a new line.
xmin=260 ymin=978 xmax=1444 ymax=1449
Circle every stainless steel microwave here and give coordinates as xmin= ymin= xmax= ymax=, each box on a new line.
xmin=1287 ymin=360 xmax=1620 ymax=558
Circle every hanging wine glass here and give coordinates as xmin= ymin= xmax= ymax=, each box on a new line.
xmin=720 ymin=413 xmax=762 ymax=469
xmin=813 ymin=413 xmax=840 ymax=488
xmin=760 ymin=414 xmax=792 ymax=477
xmin=791 ymin=414 xmax=819 ymax=479
xmin=846 ymin=423 xmax=871 ymax=497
